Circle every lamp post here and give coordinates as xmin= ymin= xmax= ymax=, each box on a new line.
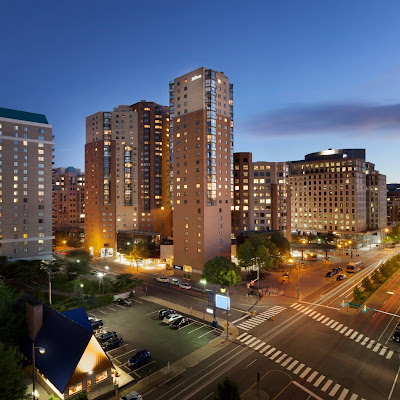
xmin=220 ymin=286 xmax=229 ymax=340
xmin=200 ymin=279 xmax=207 ymax=321
xmin=98 ymin=272 xmax=105 ymax=295
xmin=62 ymin=240 xmax=66 ymax=251
xmin=297 ymin=263 xmax=300 ymax=300
xmin=32 ymin=343 xmax=45 ymax=400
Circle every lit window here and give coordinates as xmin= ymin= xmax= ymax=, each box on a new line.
xmin=95 ymin=371 xmax=108 ymax=384
xmin=68 ymin=382 xmax=83 ymax=396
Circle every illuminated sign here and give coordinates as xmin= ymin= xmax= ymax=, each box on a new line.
xmin=173 ymin=264 xmax=183 ymax=270
xmin=191 ymin=74 xmax=202 ymax=81
xmin=215 ymin=294 xmax=230 ymax=310
xmin=206 ymin=307 xmax=214 ymax=314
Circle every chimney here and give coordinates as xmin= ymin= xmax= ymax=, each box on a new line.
xmin=26 ymin=301 xmax=43 ymax=341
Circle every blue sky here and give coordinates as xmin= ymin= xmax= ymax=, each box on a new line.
xmin=2 ymin=1 xmax=400 ymax=181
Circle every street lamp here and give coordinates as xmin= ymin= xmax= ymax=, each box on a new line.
xmin=220 ymin=287 xmax=230 ymax=340
xmin=200 ymin=279 xmax=207 ymax=321
xmin=62 ymin=240 xmax=66 ymax=250
xmin=98 ymin=272 xmax=105 ymax=295
xmin=32 ymin=343 xmax=45 ymax=400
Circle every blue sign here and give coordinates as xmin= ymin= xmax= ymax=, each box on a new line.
xmin=215 ymin=294 xmax=230 ymax=310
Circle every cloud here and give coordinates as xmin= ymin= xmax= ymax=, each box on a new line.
xmin=247 ymin=102 xmax=400 ymax=139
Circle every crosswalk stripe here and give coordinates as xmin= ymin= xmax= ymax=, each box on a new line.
xmin=367 ymin=340 xmax=375 ymax=349
xmin=238 ymin=326 xmax=249 ymax=331
xmin=287 ymin=360 xmax=299 ymax=371
xmin=337 ymin=388 xmax=349 ymax=400
xmin=297 ymin=305 xmax=305 ymax=311
xmin=281 ymin=356 xmax=292 ymax=367
xmin=270 ymin=350 xmax=281 ymax=360
xmin=321 ymin=317 xmax=330 ymax=324
xmin=313 ymin=375 xmax=325 ymax=387
xmin=309 ymin=311 xmax=317 ymax=317
xmin=276 ymin=353 xmax=287 ymax=363
xmin=350 ymin=331 xmax=358 ymax=340
xmin=260 ymin=345 xmax=271 ymax=354
xmin=317 ymin=315 xmax=325 ymax=322
xmin=379 ymin=347 xmax=387 ymax=356
xmin=312 ymin=313 xmax=321 ymax=319
xmin=329 ymin=383 xmax=341 ymax=396
xmin=306 ymin=370 xmax=318 ymax=382
xmin=249 ymin=339 xmax=261 ymax=348
xmin=293 ymin=363 xmax=305 ymax=375
xmin=349 ymin=394 xmax=358 ymax=400
xmin=325 ymin=319 xmax=334 ymax=327
xmin=290 ymin=303 xmax=299 ymax=308
xmin=300 ymin=366 xmax=312 ymax=379
xmin=355 ymin=334 xmax=364 ymax=343
xmin=386 ymin=350 xmax=394 ymax=359
xmin=345 ymin=329 xmax=354 ymax=337
xmin=361 ymin=337 xmax=369 ymax=346
xmin=321 ymin=379 xmax=333 ymax=392
xmin=303 ymin=309 xmax=312 ymax=315
xmin=254 ymin=342 xmax=266 ymax=351
xmin=237 ymin=332 xmax=248 ymax=340
xmin=373 ymin=343 xmax=380 ymax=352
xmin=330 ymin=321 xmax=338 ymax=329
xmin=335 ymin=323 xmax=343 ymax=331
xmin=240 ymin=334 xmax=251 ymax=342
xmin=340 ymin=326 xmax=348 ymax=334
xmin=244 ymin=337 xmax=257 ymax=345
xmin=265 ymin=347 xmax=276 ymax=356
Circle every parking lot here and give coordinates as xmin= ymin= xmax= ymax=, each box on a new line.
xmin=88 ymin=297 xmax=223 ymax=383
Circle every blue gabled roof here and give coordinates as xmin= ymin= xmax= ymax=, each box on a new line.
xmin=0 ymin=107 xmax=48 ymax=124
xmin=62 ymin=307 xmax=93 ymax=332
xmin=21 ymin=301 xmax=92 ymax=393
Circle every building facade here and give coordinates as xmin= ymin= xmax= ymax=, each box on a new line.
xmin=290 ymin=149 xmax=386 ymax=238
xmin=387 ymin=183 xmax=400 ymax=226
xmin=52 ymin=167 xmax=85 ymax=231
xmin=232 ymin=152 xmax=291 ymax=239
xmin=0 ymin=107 xmax=54 ymax=260
xmin=169 ymin=67 xmax=233 ymax=279
xmin=84 ymin=101 xmax=171 ymax=257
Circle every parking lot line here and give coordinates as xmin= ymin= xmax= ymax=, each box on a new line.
xmin=145 ymin=310 xmax=159 ymax=317
xmin=106 ymin=344 xmax=128 ymax=353
xmin=187 ymin=325 xmax=204 ymax=334
xmin=198 ymin=330 xmax=215 ymax=339
xmin=116 ymin=304 xmax=125 ymax=309
xmin=96 ymin=309 xmax=107 ymax=314
xmin=131 ymin=360 xmax=155 ymax=373
xmin=176 ymin=322 xmax=194 ymax=331
xmin=111 ymin=348 xmax=137 ymax=359
xmin=107 ymin=307 xmax=117 ymax=311
xmin=131 ymin=299 xmax=143 ymax=304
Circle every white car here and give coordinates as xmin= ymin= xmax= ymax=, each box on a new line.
xmin=169 ymin=278 xmax=180 ymax=285
xmin=163 ymin=314 xmax=182 ymax=324
xmin=156 ymin=276 xmax=169 ymax=283
xmin=179 ymin=283 xmax=191 ymax=290
xmin=119 ymin=391 xmax=142 ymax=400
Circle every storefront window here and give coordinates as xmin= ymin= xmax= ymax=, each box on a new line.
xmin=95 ymin=370 xmax=108 ymax=384
xmin=68 ymin=382 xmax=82 ymax=396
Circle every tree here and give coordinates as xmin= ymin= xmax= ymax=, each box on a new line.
xmin=0 ymin=283 xmax=26 ymax=347
xmin=65 ymin=250 xmax=92 ymax=278
xmin=121 ymin=240 xmax=150 ymax=271
xmin=0 ymin=343 xmax=29 ymax=400
xmin=214 ymin=377 xmax=240 ymax=400
xmin=361 ymin=277 xmax=375 ymax=293
xmin=113 ymin=274 xmax=142 ymax=292
xmin=202 ymin=257 xmax=241 ymax=286
xmin=269 ymin=232 xmax=290 ymax=256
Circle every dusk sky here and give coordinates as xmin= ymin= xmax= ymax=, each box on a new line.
xmin=2 ymin=1 xmax=400 ymax=181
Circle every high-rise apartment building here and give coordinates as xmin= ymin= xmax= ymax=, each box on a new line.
xmin=52 ymin=167 xmax=85 ymax=231
xmin=0 ymin=107 xmax=54 ymax=260
xmin=232 ymin=152 xmax=291 ymax=239
xmin=290 ymin=149 xmax=386 ymax=240
xmin=169 ymin=67 xmax=233 ymax=279
xmin=387 ymin=183 xmax=400 ymax=226
xmin=85 ymin=101 xmax=171 ymax=257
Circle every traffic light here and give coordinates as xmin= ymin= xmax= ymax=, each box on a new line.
xmin=363 ymin=305 xmax=367 ymax=312
xmin=341 ymin=300 xmax=345 ymax=307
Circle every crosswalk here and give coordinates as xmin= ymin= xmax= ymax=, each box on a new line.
xmin=290 ymin=303 xmax=394 ymax=360
xmin=236 ymin=305 xmax=286 ymax=331
xmin=237 ymin=332 xmax=367 ymax=400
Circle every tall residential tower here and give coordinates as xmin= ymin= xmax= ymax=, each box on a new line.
xmin=169 ymin=67 xmax=233 ymax=279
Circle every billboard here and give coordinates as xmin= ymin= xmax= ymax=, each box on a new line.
xmin=215 ymin=294 xmax=230 ymax=311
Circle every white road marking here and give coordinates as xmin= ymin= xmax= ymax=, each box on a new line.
xmin=349 ymin=394 xmax=358 ymax=400
xmin=345 ymin=329 xmax=353 ymax=337
xmin=254 ymin=342 xmax=266 ymax=351
xmin=350 ymin=331 xmax=358 ymax=340
xmin=299 ymin=367 xmax=311 ymax=379
xmin=111 ymin=348 xmax=137 ymax=359
xmin=244 ymin=337 xmax=258 ymax=345
xmin=313 ymin=375 xmax=325 ymax=387
xmin=265 ymin=347 xmax=276 ymax=356
xmin=281 ymin=356 xmax=293 ymax=367
xmin=116 ymin=304 xmax=125 ymax=309
xmin=232 ymin=315 xmax=250 ymax=324
xmin=335 ymin=324 xmax=343 ymax=331
xmin=309 ymin=311 xmax=317 ymax=317
xmin=340 ymin=326 xmax=348 ymax=334
xmin=292 ymin=381 xmax=324 ymax=400
xmin=373 ymin=343 xmax=381 ymax=352
xmin=107 ymin=307 xmax=117 ymax=311
xmin=237 ymin=332 xmax=249 ymax=340
xmin=306 ymin=371 xmax=318 ymax=383
xmin=312 ymin=313 xmax=321 ymax=319
xmin=260 ymin=345 xmax=270 ymax=354
xmin=96 ymin=309 xmax=107 ymax=314
xmin=388 ymin=365 xmax=400 ymax=400
xmin=249 ymin=339 xmax=261 ymax=348
xmin=355 ymin=334 xmax=364 ymax=343
xmin=386 ymin=350 xmax=394 ymax=359
xmin=276 ymin=353 xmax=287 ymax=363
xmin=379 ymin=347 xmax=387 ymax=356
xmin=321 ymin=317 xmax=330 ymax=324
xmin=317 ymin=315 xmax=325 ymax=322
xmin=367 ymin=339 xmax=375 ymax=349
xmin=329 ymin=383 xmax=341 ymax=396
xmin=325 ymin=320 xmax=334 ymax=327
xmin=198 ymin=330 xmax=215 ymax=339
xmin=145 ymin=310 xmax=159 ymax=316
xmin=244 ymin=359 xmax=257 ymax=369
xmin=361 ymin=337 xmax=369 ymax=346
xmin=270 ymin=350 xmax=281 ymax=360
xmin=321 ymin=379 xmax=333 ymax=392
xmin=337 ymin=388 xmax=349 ymax=400
xmin=287 ymin=360 xmax=299 ymax=371
xmin=330 ymin=321 xmax=338 ymax=329
xmin=293 ymin=363 xmax=305 ymax=375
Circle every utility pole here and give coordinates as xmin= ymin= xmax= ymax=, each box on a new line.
xmin=297 ymin=263 xmax=300 ymax=300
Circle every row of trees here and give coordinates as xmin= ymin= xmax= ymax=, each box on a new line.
xmin=353 ymin=253 xmax=400 ymax=302
xmin=202 ymin=232 xmax=290 ymax=286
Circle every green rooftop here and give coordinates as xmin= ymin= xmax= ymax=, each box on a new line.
xmin=0 ymin=107 xmax=48 ymax=124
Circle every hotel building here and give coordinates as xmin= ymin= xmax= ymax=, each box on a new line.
xmin=169 ymin=67 xmax=233 ymax=279
xmin=0 ymin=107 xmax=54 ymax=260
xmin=84 ymin=101 xmax=171 ymax=257
xmin=290 ymin=149 xmax=386 ymax=242
xmin=232 ymin=152 xmax=291 ymax=239
xmin=387 ymin=183 xmax=400 ymax=227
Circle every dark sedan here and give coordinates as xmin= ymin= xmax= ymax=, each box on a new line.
xmin=158 ymin=309 xmax=175 ymax=319
xmin=127 ymin=350 xmax=151 ymax=368
xmin=96 ymin=331 xmax=117 ymax=343
xmin=102 ymin=337 xmax=124 ymax=351
xmin=170 ymin=317 xmax=191 ymax=329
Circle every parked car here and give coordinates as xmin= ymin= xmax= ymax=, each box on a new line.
xmin=170 ymin=317 xmax=191 ymax=329
xmin=115 ymin=298 xmax=133 ymax=306
xmin=337 ymin=274 xmax=347 ymax=281
xmin=336 ymin=266 xmax=343 ymax=272
xmin=127 ymin=350 xmax=151 ymax=369
xmin=96 ymin=331 xmax=117 ymax=343
xmin=179 ymin=283 xmax=191 ymax=290
xmin=393 ymin=330 xmax=400 ymax=343
xmin=156 ymin=276 xmax=169 ymax=283
xmin=88 ymin=317 xmax=103 ymax=329
xmin=331 ymin=268 xmax=339 ymax=276
xmin=119 ymin=391 xmax=142 ymax=400
xmin=325 ymin=271 xmax=333 ymax=278
xmin=163 ymin=314 xmax=182 ymax=324
xmin=158 ymin=309 xmax=175 ymax=319
xmin=102 ymin=337 xmax=123 ymax=351
xmin=169 ymin=278 xmax=180 ymax=286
